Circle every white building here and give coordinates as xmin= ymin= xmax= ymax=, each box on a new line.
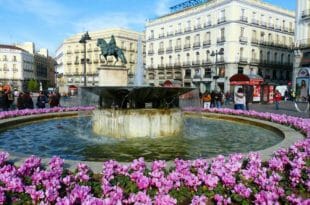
xmin=0 ymin=45 xmax=34 ymax=91
xmin=145 ymin=0 xmax=295 ymax=92
xmin=293 ymin=0 xmax=310 ymax=92
xmin=55 ymin=28 xmax=144 ymax=94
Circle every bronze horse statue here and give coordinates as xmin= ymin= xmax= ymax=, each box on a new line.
xmin=97 ymin=35 xmax=127 ymax=65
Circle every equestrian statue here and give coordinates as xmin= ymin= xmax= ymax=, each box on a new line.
xmin=97 ymin=35 xmax=127 ymax=65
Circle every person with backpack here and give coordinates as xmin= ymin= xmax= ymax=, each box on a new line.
xmin=202 ymin=91 xmax=211 ymax=109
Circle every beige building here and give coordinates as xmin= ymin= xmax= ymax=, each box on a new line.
xmin=145 ymin=0 xmax=295 ymax=92
xmin=0 ymin=45 xmax=34 ymax=91
xmin=55 ymin=28 xmax=144 ymax=94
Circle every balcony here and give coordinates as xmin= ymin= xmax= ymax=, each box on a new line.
xmin=184 ymin=27 xmax=191 ymax=33
xmin=251 ymin=38 xmax=259 ymax=45
xmin=251 ymin=19 xmax=259 ymax=25
xmin=268 ymin=23 xmax=274 ymax=29
xmin=217 ymin=37 xmax=225 ymax=44
xmin=175 ymin=45 xmax=182 ymax=52
xmin=204 ymin=21 xmax=212 ymax=28
xmin=192 ymin=60 xmax=200 ymax=66
xmin=202 ymin=59 xmax=212 ymax=65
xmin=183 ymin=61 xmax=191 ymax=67
xmin=193 ymin=42 xmax=201 ymax=49
xmin=259 ymin=60 xmax=293 ymax=69
xmin=166 ymin=47 xmax=173 ymax=53
xmin=261 ymin=21 xmax=267 ymax=27
xmin=67 ymin=61 xmax=72 ymax=65
xmin=148 ymin=36 xmax=154 ymax=40
xmin=147 ymin=50 xmax=154 ymax=55
xmin=158 ymin=64 xmax=165 ymax=70
xmin=218 ymin=17 xmax=226 ymax=24
xmin=240 ymin=16 xmax=248 ymax=22
xmin=158 ymin=48 xmax=165 ymax=55
xmin=239 ymin=57 xmax=248 ymax=64
xmin=74 ymin=49 xmax=79 ymax=53
xmin=167 ymin=32 xmax=174 ymax=37
xmin=183 ymin=44 xmax=191 ymax=50
xmin=275 ymin=25 xmax=282 ymax=31
xmin=159 ymin=33 xmax=165 ymax=39
xmin=194 ymin=25 xmax=202 ymax=30
xmin=175 ymin=30 xmax=182 ymax=35
xmin=74 ymin=61 xmax=79 ymax=65
xmin=239 ymin=36 xmax=248 ymax=43
xmin=302 ymin=10 xmax=310 ymax=19
xmin=174 ymin=62 xmax=182 ymax=67
xmin=250 ymin=58 xmax=259 ymax=65
xmin=66 ymin=51 xmax=72 ymax=54
xmin=203 ymin=40 xmax=211 ymax=47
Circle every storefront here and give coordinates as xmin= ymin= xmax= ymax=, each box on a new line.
xmin=229 ymin=74 xmax=263 ymax=102
xmin=295 ymin=67 xmax=310 ymax=102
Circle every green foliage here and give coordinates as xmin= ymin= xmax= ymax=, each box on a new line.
xmin=27 ymin=79 xmax=39 ymax=92
xmin=169 ymin=186 xmax=193 ymax=205
xmin=110 ymin=175 xmax=139 ymax=196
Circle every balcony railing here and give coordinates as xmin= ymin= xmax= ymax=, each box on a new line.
xmin=302 ymin=10 xmax=310 ymax=19
xmin=167 ymin=32 xmax=174 ymax=37
xmin=203 ymin=40 xmax=211 ymax=47
xmin=183 ymin=44 xmax=191 ymax=50
xmin=261 ymin=21 xmax=267 ymax=27
xmin=148 ymin=50 xmax=154 ymax=55
xmin=240 ymin=16 xmax=248 ymax=22
xmin=166 ymin=47 xmax=173 ymax=53
xmin=159 ymin=34 xmax=165 ymax=38
xmin=217 ymin=37 xmax=225 ymax=44
xmin=218 ymin=17 xmax=226 ymax=24
xmin=239 ymin=57 xmax=248 ymax=64
xmin=184 ymin=27 xmax=191 ymax=33
xmin=268 ymin=23 xmax=274 ymax=28
xmin=239 ymin=36 xmax=248 ymax=43
xmin=194 ymin=25 xmax=202 ymax=30
xmin=192 ymin=60 xmax=200 ymax=66
xmin=166 ymin=64 xmax=173 ymax=69
xmin=204 ymin=21 xmax=212 ymax=28
xmin=158 ymin=48 xmax=165 ymax=54
xmin=193 ymin=42 xmax=201 ymax=48
xmin=148 ymin=36 xmax=154 ymax=40
xmin=275 ymin=25 xmax=282 ymax=31
xmin=202 ymin=59 xmax=212 ymax=65
xmin=183 ymin=61 xmax=191 ymax=67
xmin=298 ymin=38 xmax=310 ymax=49
xmin=174 ymin=62 xmax=182 ymax=67
xmin=251 ymin=19 xmax=259 ymax=25
xmin=251 ymin=38 xmax=259 ymax=44
xmin=175 ymin=45 xmax=182 ymax=52
xmin=175 ymin=30 xmax=182 ymax=35
xmin=158 ymin=64 xmax=165 ymax=69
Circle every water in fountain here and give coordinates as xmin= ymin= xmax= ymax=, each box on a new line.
xmin=134 ymin=35 xmax=144 ymax=86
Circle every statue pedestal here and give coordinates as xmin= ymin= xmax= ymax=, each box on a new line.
xmin=97 ymin=65 xmax=128 ymax=86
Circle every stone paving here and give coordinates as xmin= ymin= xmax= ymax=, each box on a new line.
xmin=221 ymin=100 xmax=310 ymax=119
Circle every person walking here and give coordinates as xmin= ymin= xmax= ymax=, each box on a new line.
xmin=215 ymin=91 xmax=223 ymax=108
xmin=245 ymin=86 xmax=253 ymax=111
xmin=234 ymin=87 xmax=245 ymax=110
xmin=23 ymin=92 xmax=34 ymax=109
xmin=202 ymin=91 xmax=211 ymax=109
xmin=17 ymin=92 xmax=25 ymax=110
xmin=274 ymin=90 xmax=282 ymax=110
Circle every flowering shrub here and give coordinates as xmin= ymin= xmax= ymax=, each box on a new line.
xmin=0 ymin=106 xmax=96 ymax=120
xmin=0 ymin=108 xmax=309 ymax=204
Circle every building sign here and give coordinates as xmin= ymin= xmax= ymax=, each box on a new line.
xmin=297 ymin=68 xmax=310 ymax=77
xmin=253 ymin=85 xmax=261 ymax=102
xmin=170 ymin=0 xmax=207 ymax=13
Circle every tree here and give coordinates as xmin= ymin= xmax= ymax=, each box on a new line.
xmin=27 ymin=79 xmax=39 ymax=92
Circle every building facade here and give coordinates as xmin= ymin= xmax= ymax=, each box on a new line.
xmin=293 ymin=0 xmax=310 ymax=92
xmin=0 ymin=45 xmax=34 ymax=91
xmin=55 ymin=28 xmax=144 ymax=94
xmin=145 ymin=0 xmax=295 ymax=92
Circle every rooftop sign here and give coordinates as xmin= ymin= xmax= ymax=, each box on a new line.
xmin=170 ymin=0 xmax=207 ymax=13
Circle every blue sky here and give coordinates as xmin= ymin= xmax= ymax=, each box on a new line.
xmin=0 ymin=0 xmax=295 ymax=56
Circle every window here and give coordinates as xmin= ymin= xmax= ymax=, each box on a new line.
xmin=168 ymin=40 xmax=172 ymax=48
xmin=196 ymin=52 xmax=200 ymax=62
xmin=241 ymin=8 xmax=245 ymax=17
xmin=274 ymin=52 xmax=278 ymax=62
xmin=185 ymin=69 xmax=191 ymax=77
xmin=186 ymin=53 xmax=190 ymax=62
xmin=238 ymin=67 xmax=244 ymax=74
xmin=160 ymin=56 xmax=164 ymax=65
xmin=288 ymin=54 xmax=291 ymax=64
xmin=260 ymin=32 xmax=265 ymax=41
xmin=150 ymin=43 xmax=153 ymax=50
xmin=150 ymin=58 xmax=153 ymax=66
xmin=150 ymin=30 xmax=154 ymax=38
xmin=159 ymin=41 xmax=164 ymax=49
xmin=194 ymin=34 xmax=200 ymax=43
xmin=281 ymin=53 xmax=284 ymax=64
xmin=204 ymin=32 xmax=211 ymax=42
xmin=267 ymin=51 xmax=270 ymax=62
xmin=252 ymin=49 xmax=256 ymax=60
xmin=169 ymin=55 xmax=172 ymax=65
xmin=185 ymin=36 xmax=191 ymax=45
xmin=272 ymin=70 xmax=277 ymax=80
xmin=252 ymin=30 xmax=257 ymax=40
xmin=204 ymin=68 xmax=211 ymax=78
xmin=240 ymin=47 xmax=244 ymax=59
xmin=13 ymin=56 xmax=17 ymax=61
xmin=240 ymin=27 xmax=245 ymax=37
xmin=220 ymin=28 xmax=225 ymax=39
xmin=268 ymin=33 xmax=273 ymax=42
xmin=282 ymin=36 xmax=286 ymax=45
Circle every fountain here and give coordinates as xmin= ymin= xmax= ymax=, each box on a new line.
xmin=82 ymin=35 xmax=194 ymax=138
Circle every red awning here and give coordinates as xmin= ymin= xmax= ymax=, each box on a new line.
xmin=229 ymin=74 xmax=263 ymax=85
xmin=69 ymin=85 xmax=78 ymax=90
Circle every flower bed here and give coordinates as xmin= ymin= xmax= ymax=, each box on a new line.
xmin=0 ymin=106 xmax=96 ymax=120
xmin=0 ymin=108 xmax=309 ymax=204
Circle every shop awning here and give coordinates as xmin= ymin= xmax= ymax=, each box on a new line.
xmin=69 ymin=85 xmax=78 ymax=90
xmin=229 ymin=74 xmax=263 ymax=85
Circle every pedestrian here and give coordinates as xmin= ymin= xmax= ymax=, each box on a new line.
xmin=210 ymin=91 xmax=216 ymax=108
xmin=234 ymin=87 xmax=245 ymax=110
xmin=36 ymin=91 xmax=47 ymax=108
xmin=22 ymin=92 xmax=34 ymax=109
xmin=274 ymin=90 xmax=282 ymax=110
xmin=215 ymin=91 xmax=223 ymax=108
xmin=202 ymin=91 xmax=211 ymax=109
xmin=225 ymin=91 xmax=231 ymax=105
xmin=245 ymin=86 xmax=253 ymax=111
xmin=0 ymin=89 xmax=5 ymax=111
xmin=17 ymin=92 xmax=25 ymax=110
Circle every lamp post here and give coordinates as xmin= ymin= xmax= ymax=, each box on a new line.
xmin=79 ymin=31 xmax=91 ymax=86
xmin=210 ymin=48 xmax=224 ymax=91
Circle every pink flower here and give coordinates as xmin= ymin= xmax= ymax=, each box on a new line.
xmin=191 ymin=195 xmax=208 ymax=205
xmin=154 ymin=194 xmax=177 ymax=205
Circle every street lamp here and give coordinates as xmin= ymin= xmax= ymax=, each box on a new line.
xmin=79 ymin=31 xmax=91 ymax=86
xmin=210 ymin=48 xmax=224 ymax=90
